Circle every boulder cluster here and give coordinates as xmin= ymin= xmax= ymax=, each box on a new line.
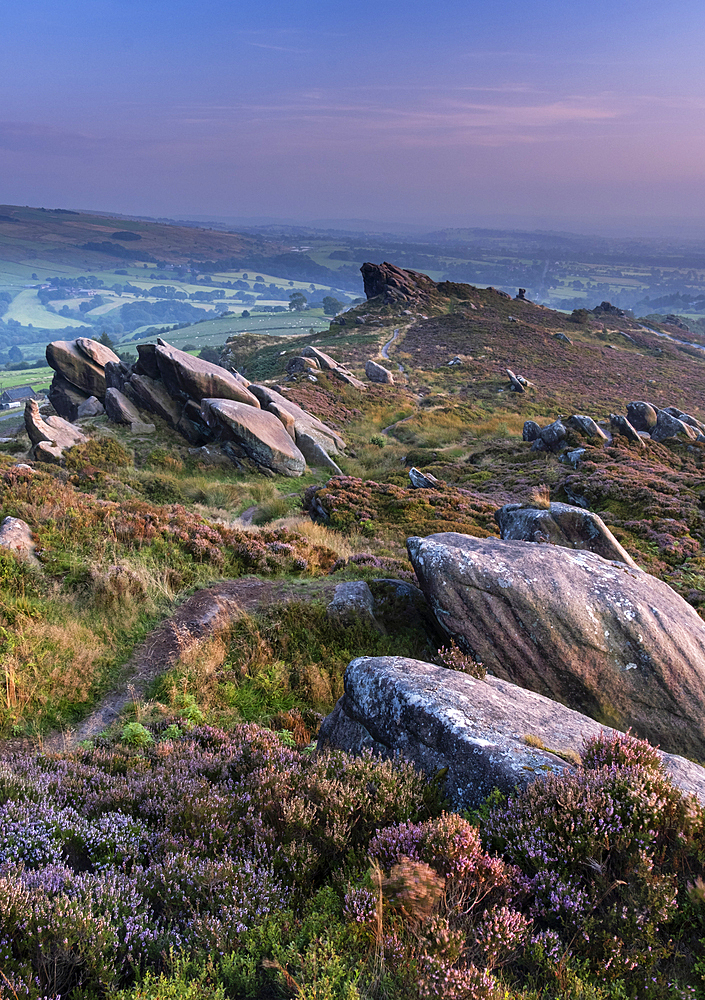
xmin=321 ymin=496 xmax=705 ymax=801
xmin=37 ymin=337 xmax=346 ymax=476
xmin=523 ymin=400 xmax=705 ymax=457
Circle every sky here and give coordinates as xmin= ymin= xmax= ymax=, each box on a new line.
xmin=3 ymin=0 xmax=705 ymax=236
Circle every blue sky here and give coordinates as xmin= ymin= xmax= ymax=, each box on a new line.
xmin=3 ymin=0 xmax=705 ymax=234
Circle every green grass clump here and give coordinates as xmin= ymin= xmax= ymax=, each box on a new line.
xmin=63 ymin=436 xmax=132 ymax=471
xmin=150 ymin=599 xmax=432 ymax=735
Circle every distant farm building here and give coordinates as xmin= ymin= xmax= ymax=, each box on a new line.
xmin=0 ymin=385 xmax=38 ymax=410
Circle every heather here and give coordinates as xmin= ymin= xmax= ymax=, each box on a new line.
xmin=2 ymin=729 xmax=705 ymax=999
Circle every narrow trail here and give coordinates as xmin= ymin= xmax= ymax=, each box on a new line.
xmin=27 ymin=576 xmax=337 ymax=754
xmin=381 ymin=327 xmax=404 ymax=371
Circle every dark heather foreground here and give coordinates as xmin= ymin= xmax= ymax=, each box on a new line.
xmin=318 ymin=655 xmax=705 ymax=809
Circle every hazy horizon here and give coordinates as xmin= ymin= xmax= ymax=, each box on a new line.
xmin=5 ymin=0 xmax=705 ymax=240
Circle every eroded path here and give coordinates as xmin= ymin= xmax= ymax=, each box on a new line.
xmin=381 ymin=327 xmax=405 ymax=371
xmin=39 ymin=576 xmax=337 ymax=751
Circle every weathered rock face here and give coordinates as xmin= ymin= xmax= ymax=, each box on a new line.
xmin=318 ymin=656 xmax=705 ymax=809
xmin=365 ymin=359 xmax=394 ymax=384
xmin=495 ymin=501 xmax=638 ymax=568
xmin=155 ymin=341 xmax=261 ymax=407
xmin=24 ymin=399 xmax=87 ymax=461
xmin=651 ymin=409 xmax=700 ymax=443
xmin=48 ymin=373 xmax=91 ymax=421
xmin=105 ymin=387 xmax=142 ymax=426
xmin=610 ymin=413 xmax=645 ymax=446
xmin=407 ymin=532 xmax=705 ymax=759
xmin=248 ymin=384 xmax=345 ymax=454
xmin=664 ymin=406 xmax=705 ymax=436
xmin=74 ymin=337 xmax=120 ymax=369
xmin=201 ymin=398 xmax=306 ymax=477
xmin=128 ymin=374 xmax=182 ymax=427
xmin=295 ymin=431 xmax=343 ymax=474
xmin=0 ymin=516 xmax=39 ymax=566
xmin=566 ymin=414 xmax=608 ymax=441
xmin=76 ymin=396 xmax=104 ymax=418
xmin=46 ymin=341 xmax=109 ymax=400
xmin=626 ymin=401 xmax=658 ymax=432
xmin=522 ymin=420 xmax=541 ymax=442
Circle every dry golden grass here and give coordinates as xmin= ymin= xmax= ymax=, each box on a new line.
xmin=273 ymin=516 xmax=363 ymax=559
xmin=527 ymin=483 xmax=551 ymax=508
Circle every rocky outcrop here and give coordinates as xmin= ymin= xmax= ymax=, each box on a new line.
xmin=495 ymin=501 xmax=638 ymax=568
xmin=201 ymin=398 xmax=306 ymax=477
xmin=299 ymin=345 xmax=366 ymax=390
xmin=287 ymin=356 xmax=319 ymax=374
xmin=318 ymin=656 xmax=705 ymax=809
xmin=409 ymin=467 xmax=440 ymax=489
xmin=46 ymin=340 xmax=114 ymax=401
xmin=74 ymin=337 xmax=120 ymax=369
xmin=0 ymin=516 xmax=38 ymax=566
xmin=407 ymin=532 xmax=705 ymax=759
xmin=48 ymin=373 xmax=91 ymax=421
xmin=295 ymin=431 xmax=343 ymax=474
xmin=651 ymin=409 xmax=700 ymax=443
xmin=105 ymin=387 xmax=142 ymax=427
xmin=154 ymin=341 xmax=261 ymax=407
xmin=522 ymin=421 xmax=541 ymax=442
xmin=128 ymin=373 xmax=182 ymax=427
xmin=24 ymin=399 xmax=87 ymax=462
xmin=361 ymin=261 xmax=440 ymax=305
xmin=365 ymin=360 xmax=394 ymax=384
xmin=248 ymin=384 xmax=345 ymax=454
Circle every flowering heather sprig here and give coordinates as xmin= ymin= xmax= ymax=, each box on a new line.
xmin=581 ymin=728 xmax=662 ymax=772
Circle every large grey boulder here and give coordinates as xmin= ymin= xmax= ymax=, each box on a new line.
xmin=318 ymin=656 xmax=705 ymax=809
xmin=76 ymin=396 xmax=104 ymax=418
xmin=409 ymin=467 xmax=440 ymax=489
xmin=522 ymin=420 xmax=541 ymax=442
xmin=495 ymin=501 xmax=638 ymax=568
xmin=407 ymin=532 xmax=705 ymax=759
xmin=365 ymin=359 xmax=394 ymax=384
xmin=651 ymin=409 xmax=700 ymax=443
xmin=201 ymin=398 xmax=306 ymax=476
xmin=296 ymin=431 xmax=343 ymax=474
xmin=154 ymin=340 xmax=261 ymax=407
xmin=664 ymin=406 xmax=705 ymax=436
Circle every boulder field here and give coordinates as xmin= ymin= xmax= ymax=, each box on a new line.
xmin=406 ymin=532 xmax=705 ymax=759
xmin=39 ymin=336 xmax=348 ymax=475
